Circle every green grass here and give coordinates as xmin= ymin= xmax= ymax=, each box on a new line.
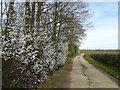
xmin=39 ymin=70 xmax=68 ymax=88
xmin=84 ymin=55 xmax=120 ymax=79
xmin=37 ymin=56 xmax=73 ymax=88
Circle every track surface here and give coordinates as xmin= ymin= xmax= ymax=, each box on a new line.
xmin=70 ymin=54 xmax=119 ymax=88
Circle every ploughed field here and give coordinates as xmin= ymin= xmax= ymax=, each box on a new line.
xmin=80 ymin=50 xmax=119 ymax=79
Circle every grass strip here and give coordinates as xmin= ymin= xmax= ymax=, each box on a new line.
xmin=84 ymin=55 xmax=120 ymax=79
xmin=37 ymin=56 xmax=74 ymax=88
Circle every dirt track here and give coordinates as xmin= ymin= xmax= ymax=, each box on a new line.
xmin=70 ymin=54 xmax=119 ymax=88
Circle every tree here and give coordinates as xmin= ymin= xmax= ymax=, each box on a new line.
xmin=2 ymin=1 xmax=92 ymax=88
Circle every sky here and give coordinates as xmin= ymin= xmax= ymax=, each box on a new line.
xmin=80 ymin=2 xmax=118 ymax=50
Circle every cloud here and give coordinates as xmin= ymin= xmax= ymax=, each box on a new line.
xmin=81 ymin=28 xmax=118 ymax=49
xmin=80 ymin=2 xmax=118 ymax=49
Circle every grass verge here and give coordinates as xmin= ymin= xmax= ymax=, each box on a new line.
xmin=84 ymin=55 xmax=120 ymax=79
xmin=37 ymin=56 xmax=74 ymax=88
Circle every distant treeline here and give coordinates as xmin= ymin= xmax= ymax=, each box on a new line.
xmin=81 ymin=50 xmax=119 ymax=68
xmin=81 ymin=49 xmax=119 ymax=53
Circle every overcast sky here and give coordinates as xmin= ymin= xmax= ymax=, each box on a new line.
xmin=80 ymin=2 xmax=118 ymax=50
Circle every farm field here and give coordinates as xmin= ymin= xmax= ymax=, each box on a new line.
xmin=81 ymin=50 xmax=120 ymax=79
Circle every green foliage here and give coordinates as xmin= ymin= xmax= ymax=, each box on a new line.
xmin=84 ymin=55 xmax=120 ymax=79
xmin=82 ymin=50 xmax=118 ymax=68
xmin=10 ymin=80 xmax=18 ymax=88
xmin=4 ymin=71 xmax=12 ymax=76
xmin=68 ymin=43 xmax=79 ymax=57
